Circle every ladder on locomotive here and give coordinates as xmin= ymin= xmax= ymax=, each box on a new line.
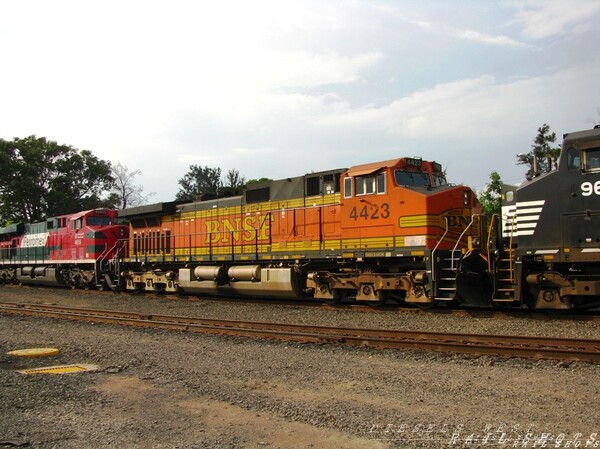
xmin=488 ymin=214 xmax=516 ymax=303
xmin=95 ymin=239 xmax=127 ymax=290
xmin=432 ymin=250 xmax=462 ymax=300
xmin=431 ymin=216 xmax=476 ymax=301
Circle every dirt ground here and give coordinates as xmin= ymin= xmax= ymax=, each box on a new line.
xmin=1 ymin=288 xmax=600 ymax=448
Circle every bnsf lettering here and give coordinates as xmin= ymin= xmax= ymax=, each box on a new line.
xmin=581 ymin=181 xmax=600 ymax=196
xmin=205 ymin=216 xmax=270 ymax=244
xmin=446 ymin=215 xmax=470 ymax=228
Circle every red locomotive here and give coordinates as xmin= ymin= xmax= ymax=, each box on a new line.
xmin=0 ymin=208 xmax=128 ymax=288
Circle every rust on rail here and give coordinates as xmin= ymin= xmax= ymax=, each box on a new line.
xmin=0 ymin=301 xmax=599 ymax=363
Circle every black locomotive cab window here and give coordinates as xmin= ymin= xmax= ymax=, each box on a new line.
xmin=583 ymin=148 xmax=600 ymax=172
xmin=88 ymin=216 xmax=112 ymax=226
xmin=566 ymin=147 xmax=581 ymax=170
xmin=344 ymin=177 xmax=352 ymax=198
xmin=394 ymin=170 xmax=430 ymax=187
xmin=355 ymin=172 xmax=386 ymax=196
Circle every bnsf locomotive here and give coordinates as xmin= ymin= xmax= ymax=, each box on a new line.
xmin=2 ymin=126 xmax=600 ymax=310
xmin=118 ymin=157 xmax=477 ymax=307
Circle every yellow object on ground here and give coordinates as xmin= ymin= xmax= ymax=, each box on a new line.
xmin=7 ymin=347 xmax=60 ymax=357
xmin=17 ymin=364 xmax=99 ymax=375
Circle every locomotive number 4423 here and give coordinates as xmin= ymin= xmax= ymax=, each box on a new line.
xmin=581 ymin=181 xmax=600 ymax=196
xmin=349 ymin=203 xmax=390 ymax=220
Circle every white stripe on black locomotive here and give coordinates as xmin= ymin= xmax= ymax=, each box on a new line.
xmin=501 ymin=199 xmax=545 ymax=237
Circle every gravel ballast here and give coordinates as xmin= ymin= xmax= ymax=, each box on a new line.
xmin=1 ymin=286 xmax=599 ymax=449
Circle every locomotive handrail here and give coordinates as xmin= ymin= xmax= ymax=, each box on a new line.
xmin=451 ymin=214 xmax=479 ymax=271
xmin=486 ymin=214 xmax=498 ymax=272
xmin=430 ymin=216 xmax=449 ymax=282
xmin=508 ymin=213 xmax=517 ymax=284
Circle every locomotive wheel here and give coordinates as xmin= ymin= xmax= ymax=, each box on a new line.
xmin=367 ymin=290 xmax=389 ymax=308
xmin=416 ymin=302 xmax=436 ymax=310
xmin=324 ymin=289 xmax=348 ymax=305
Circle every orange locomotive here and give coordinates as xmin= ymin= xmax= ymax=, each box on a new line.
xmin=119 ymin=157 xmax=480 ymax=305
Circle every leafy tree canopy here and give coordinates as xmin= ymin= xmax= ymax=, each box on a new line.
xmin=220 ymin=169 xmax=246 ymax=198
xmin=516 ymin=123 xmax=561 ymax=179
xmin=0 ymin=135 xmax=113 ymax=225
xmin=478 ymin=171 xmax=502 ymax=218
xmin=246 ymin=177 xmax=273 ymax=185
xmin=175 ymin=165 xmax=246 ymax=202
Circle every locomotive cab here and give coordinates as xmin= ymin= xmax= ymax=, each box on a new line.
xmin=330 ymin=157 xmax=479 ymax=304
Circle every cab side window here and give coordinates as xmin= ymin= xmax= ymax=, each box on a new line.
xmin=344 ymin=177 xmax=352 ymax=198
xmin=356 ymin=173 xmax=386 ymax=196
xmin=566 ymin=147 xmax=580 ymax=170
xmin=584 ymin=148 xmax=600 ymax=171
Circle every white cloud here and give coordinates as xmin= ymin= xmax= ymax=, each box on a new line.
xmin=514 ymin=0 xmax=600 ymax=39
xmin=307 ymin=65 xmax=600 ymax=145
xmin=459 ymin=30 xmax=523 ymax=47
xmin=393 ymin=9 xmax=524 ymax=47
xmin=1 ymin=1 xmax=599 ymax=201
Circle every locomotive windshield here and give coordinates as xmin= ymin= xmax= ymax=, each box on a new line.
xmin=432 ymin=175 xmax=448 ymax=186
xmin=394 ymin=170 xmax=429 ymax=187
xmin=565 ymin=145 xmax=600 ymax=172
xmin=87 ymin=216 xmax=113 ymax=226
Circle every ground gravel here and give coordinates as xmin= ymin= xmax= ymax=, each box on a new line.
xmin=1 ymin=286 xmax=599 ymax=449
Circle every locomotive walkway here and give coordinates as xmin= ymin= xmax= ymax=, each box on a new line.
xmin=1 ymin=301 xmax=599 ymax=363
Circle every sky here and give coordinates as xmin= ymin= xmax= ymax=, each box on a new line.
xmin=1 ymin=0 xmax=599 ymax=202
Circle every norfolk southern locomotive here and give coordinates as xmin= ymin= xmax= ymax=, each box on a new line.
xmin=1 ymin=126 xmax=600 ymax=310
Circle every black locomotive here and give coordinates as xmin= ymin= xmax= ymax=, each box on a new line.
xmin=457 ymin=126 xmax=600 ymax=309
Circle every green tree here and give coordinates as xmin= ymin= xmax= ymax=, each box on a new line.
xmin=245 ymin=177 xmax=272 ymax=185
xmin=0 ymin=136 xmax=113 ymax=224
xmin=175 ymin=165 xmax=222 ymax=202
xmin=517 ymin=124 xmax=561 ymax=179
xmin=220 ymin=169 xmax=246 ymax=197
xmin=479 ymin=171 xmax=502 ymax=218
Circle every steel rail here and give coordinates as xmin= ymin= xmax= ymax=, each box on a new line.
xmin=1 ymin=302 xmax=599 ymax=362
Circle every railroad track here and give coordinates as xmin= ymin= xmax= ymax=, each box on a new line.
xmin=1 ymin=301 xmax=599 ymax=363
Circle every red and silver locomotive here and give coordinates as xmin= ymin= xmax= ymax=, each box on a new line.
xmin=0 ymin=208 xmax=128 ymax=288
